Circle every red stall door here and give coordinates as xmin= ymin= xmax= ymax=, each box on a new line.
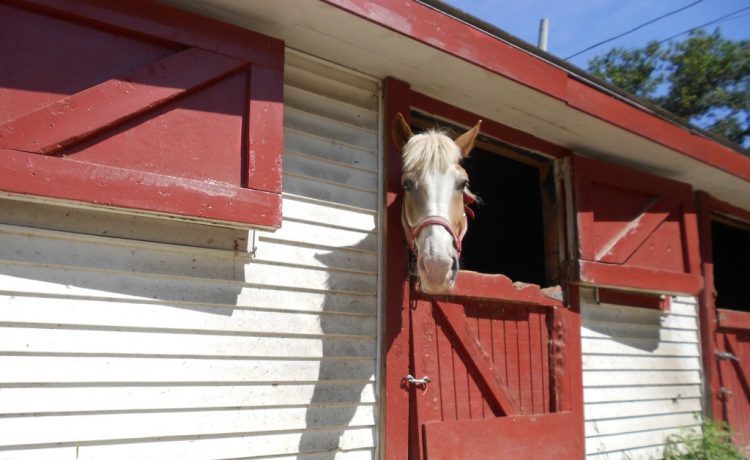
xmin=407 ymin=273 xmax=584 ymax=459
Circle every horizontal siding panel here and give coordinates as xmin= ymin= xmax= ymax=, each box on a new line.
xmin=284 ymin=129 xmax=377 ymax=172
xmin=0 ymin=296 xmax=375 ymax=337
xmin=0 ymin=383 xmax=377 ymax=414
xmin=285 ymin=108 xmax=378 ymax=153
xmin=0 ymin=258 xmax=376 ymax=299
xmin=0 ymin=406 xmax=376 ymax=447
xmin=78 ymin=428 xmax=375 ymax=460
xmin=582 ymin=321 xmax=698 ymax=342
xmin=584 ymin=385 xmax=701 ymax=403
xmin=0 ymin=327 xmax=375 ymax=358
xmin=584 ymin=370 xmax=701 ymax=387
xmin=586 ymin=412 xmax=701 ymax=437
xmin=284 ymin=150 xmax=378 ymax=192
xmin=285 ymin=84 xmax=378 ymax=130
xmin=265 ymin=219 xmax=377 ymax=252
xmin=0 ymin=356 xmax=377 ymax=384
xmin=582 ymin=355 xmax=700 ymax=371
xmin=585 ymin=398 xmax=702 ymax=420
xmin=586 ymin=427 xmax=691 ymax=456
xmin=587 ymin=444 xmax=669 ymax=460
xmin=284 ymin=173 xmax=377 ymax=210
xmin=254 ymin=239 xmax=378 ymax=274
xmin=281 ymin=196 xmax=377 ymax=232
xmin=286 ymin=53 xmax=378 ymax=109
xmin=581 ymin=338 xmax=700 ymax=357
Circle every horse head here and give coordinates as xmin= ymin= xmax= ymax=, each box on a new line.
xmin=392 ymin=113 xmax=481 ymax=294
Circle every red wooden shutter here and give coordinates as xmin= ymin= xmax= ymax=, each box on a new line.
xmin=0 ymin=0 xmax=283 ymax=228
xmin=570 ymin=156 xmax=702 ymax=295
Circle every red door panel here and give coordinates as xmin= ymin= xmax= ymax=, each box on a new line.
xmin=409 ymin=272 xmax=584 ymax=459
xmin=0 ymin=0 xmax=284 ymax=228
xmin=571 ymin=156 xmax=702 ymax=295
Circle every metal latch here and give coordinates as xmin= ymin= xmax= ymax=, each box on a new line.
xmin=404 ymin=374 xmax=431 ymax=389
xmin=716 ymin=351 xmax=739 ymax=361
xmin=719 ymin=387 xmax=734 ymax=398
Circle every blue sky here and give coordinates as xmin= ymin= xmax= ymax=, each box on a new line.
xmin=442 ymin=0 xmax=750 ymax=69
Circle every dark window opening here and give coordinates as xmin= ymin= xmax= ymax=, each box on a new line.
xmin=712 ymin=218 xmax=750 ymax=311
xmin=411 ymin=113 xmax=556 ymax=287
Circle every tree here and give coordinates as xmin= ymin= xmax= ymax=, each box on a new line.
xmin=588 ymin=29 xmax=750 ymax=148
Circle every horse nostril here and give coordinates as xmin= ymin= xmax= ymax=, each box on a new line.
xmin=451 ymin=256 xmax=459 ymax=272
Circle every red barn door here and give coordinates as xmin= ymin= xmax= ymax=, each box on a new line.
xmin=408 ymin=274 xmax=583 ymax=459
xmin=699 ymin=195 xmax=750 ymax=450
xmin=382 ymin=79 xmax=584 ymax=459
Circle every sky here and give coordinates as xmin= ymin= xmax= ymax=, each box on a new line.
xmin=442 ymin=0 xmax=750 ymax=70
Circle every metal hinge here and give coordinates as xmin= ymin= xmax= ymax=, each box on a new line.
xmin=719 ymin=387 xmax=734 ymax=398
xmin=716 ymin=350 xmax=739 ymax=362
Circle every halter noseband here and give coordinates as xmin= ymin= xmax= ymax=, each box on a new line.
xmin=403 ymin=191 xmax=476 ymax=256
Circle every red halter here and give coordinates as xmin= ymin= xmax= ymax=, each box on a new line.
xmin=403 ymin=192 xmax=476 ymax=256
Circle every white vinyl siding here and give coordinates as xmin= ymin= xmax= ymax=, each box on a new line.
xmin=0 ymin=50 xmax=381 ymax=459
xmin=581 ymin=288 xmax=704 ymax=460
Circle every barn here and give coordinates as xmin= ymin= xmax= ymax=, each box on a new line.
xmin=1 ymin=0 xmax=749 ymax=459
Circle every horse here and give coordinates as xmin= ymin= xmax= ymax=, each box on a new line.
xmin=391 ymin=113 xmax=482 ymax=293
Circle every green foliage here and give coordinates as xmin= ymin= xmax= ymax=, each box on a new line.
xmin=662 ymin=419 xmax=745 ymax=460
xmin=588 ymin=29 xmax=750 ymax=148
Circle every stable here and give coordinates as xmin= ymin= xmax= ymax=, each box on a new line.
xmin=1 ymin=1 xmax=749 ymax=459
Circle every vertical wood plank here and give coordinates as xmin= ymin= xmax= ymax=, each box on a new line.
xmin=382 ymin=77 xmax=412 ymax=460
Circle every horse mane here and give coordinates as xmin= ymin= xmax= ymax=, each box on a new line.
xmin=401 ymin=130 xmax=462 ymax=176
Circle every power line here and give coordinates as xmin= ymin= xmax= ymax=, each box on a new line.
xmin=564 ymin=0 xmax=706 ymax=60
xmin=657 ymin=5 xmax=750 ymax=44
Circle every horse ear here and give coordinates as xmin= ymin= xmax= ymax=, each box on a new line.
xmin=391 ymin=112 xmax=413 ymax=149
xmin=454 ymin=120 xmax=482 ymax=157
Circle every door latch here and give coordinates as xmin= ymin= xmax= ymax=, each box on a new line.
xmin=716 ymin=351 xmax=739 ymax=361
xmin=404 ymin=374 xmax=431 ymax=389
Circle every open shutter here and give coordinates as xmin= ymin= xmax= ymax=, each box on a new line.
xmin=0 ymin=0 xmax=283 ymax=229
xmin=569 ymin=156 xmax=702 ymax=295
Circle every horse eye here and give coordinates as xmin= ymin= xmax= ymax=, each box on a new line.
xmin=457 ymin=179 xmax=469 ymax=191
xmin=402 ymin=178 xmax=416 ymax=191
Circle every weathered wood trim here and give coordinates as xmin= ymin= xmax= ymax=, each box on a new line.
xmin=381 ymin=77 xmax=412 ymax=460
xmin=718 ymin=309 xmax=750 ymax=331
xmin=0 ymin=148 xmax=282 ymax=228
xmin=577 ymin=260 xmax=703 ymax=296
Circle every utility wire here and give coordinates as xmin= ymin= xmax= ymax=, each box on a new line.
xmin=656 ymin=5 xmax=750 ymax=44
xmin=564 ymin=0 xmax=706 ymax=59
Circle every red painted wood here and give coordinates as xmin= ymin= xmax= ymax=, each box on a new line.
xmin=322 ymin=0 xmax=750 ymax=182
xmin=0 ymin=148 xmax=281 ymax=227
xmin=726 ymin=335 xmax=750 ymax=399
xmin=13 ymin=0 xmax=284 ymax=68
xmin=1 ymin=0 xmax=284 ymax=228
xmin=719 ymin=309 xmax=750 ymax=332
xmin=578 ymin=260 xmax=703 ymax=295
xmin=0 ymin=48 xmax=247 ymax=155
xmin=597 ymin=288 xmax=671 ymax=311
xmin=246 ymin=65 xmax=284 ymax=193
xmin=423 ymin=412 xmax=582 ymax=459
xmin=382 ymin=78 xmax=414 ymax=460
xmin=444 ymin=271 xmax=562 ymax=307
xmin=321 ymin=0 xmax=569 ymax=101
xmin=435 ymin=302 xmax=521 ymax=416
xmin=697 ymin=192 xmax=723 ymax=421
xmin=572 ymin=155 xmax=704 ymax=295
xmin=410 ymin=91 xmax=571 ymax=159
